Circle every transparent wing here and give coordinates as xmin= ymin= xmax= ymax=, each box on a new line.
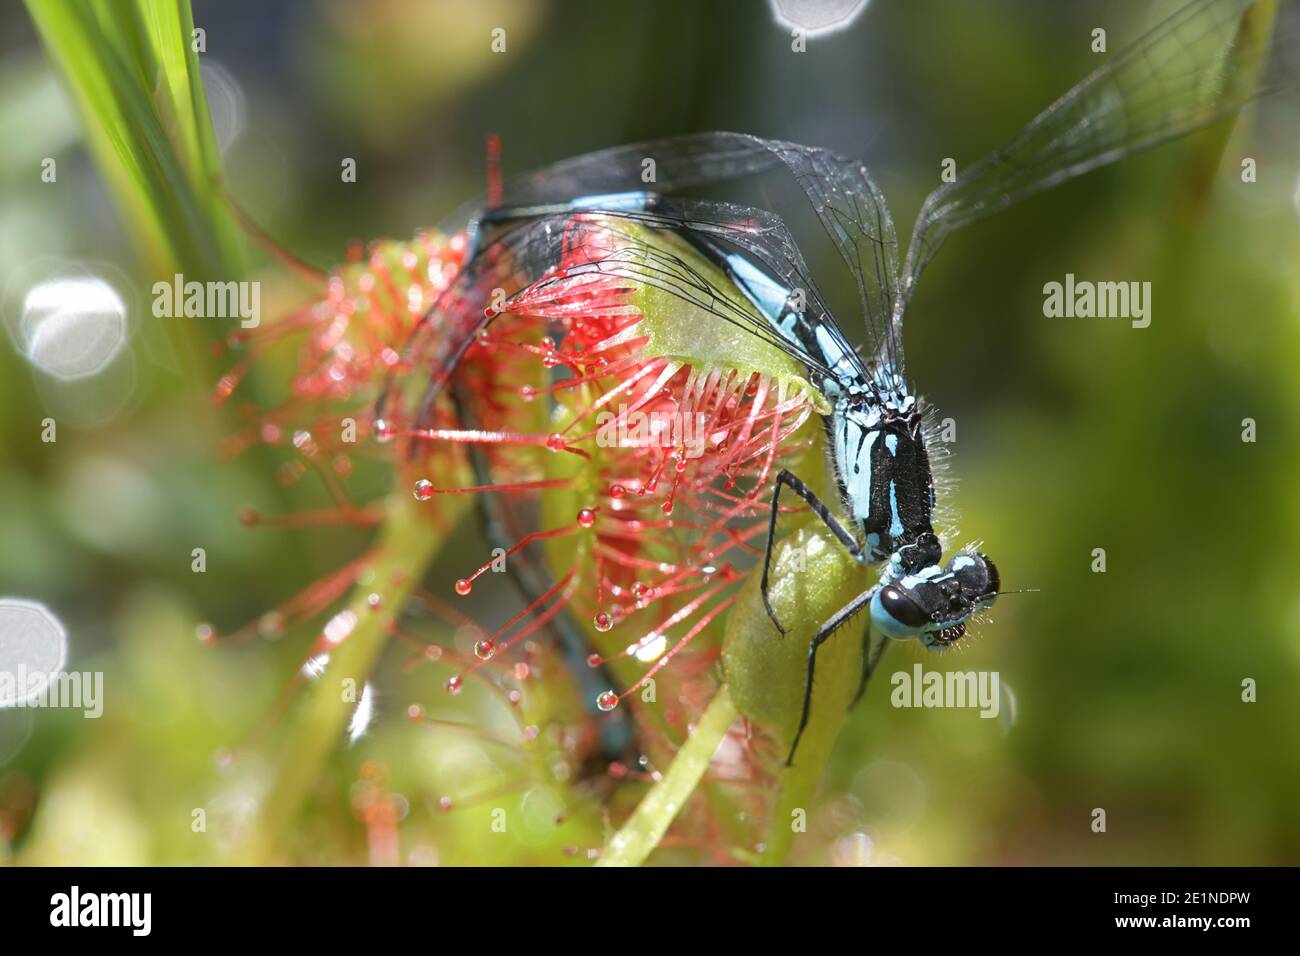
xmin=378 ymin=200 xmax=854 ymax=432
xmin=499 ymin=132 xmax=787 ymax=204
xmin=493 ymin=132 xmax=902 ymax=374
xmin=764 ymin=142 xmax=902 ymax=374
xmin=639 ymin=197 xmax=869 ymax=381
xmin=899 ymin=0 xmax=1300 ymax=315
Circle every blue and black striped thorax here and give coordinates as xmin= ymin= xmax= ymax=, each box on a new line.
xmin=826 ymin=374 xmax=938 ymax=569
xmin=708 ymin=243 xmax=940 ymax=572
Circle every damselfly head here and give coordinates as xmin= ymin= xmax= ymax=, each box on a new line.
xmin=870 ymin=551 xmax=999 ymax=649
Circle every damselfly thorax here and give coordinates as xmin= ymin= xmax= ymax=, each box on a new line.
xmin=690 ymin=224 xmax=938 ymax=560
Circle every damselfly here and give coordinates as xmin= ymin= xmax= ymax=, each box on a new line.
xmin=379 ymin=0 xmax=1298 ymax=764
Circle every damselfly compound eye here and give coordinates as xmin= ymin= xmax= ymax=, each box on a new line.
xmin=879 ymin=586 xmax=929 ymax=630
xmin=950 ymin=553 xmax=1000 ymax=603
xmin=977 ymin=557 xmax=1000 ymax=600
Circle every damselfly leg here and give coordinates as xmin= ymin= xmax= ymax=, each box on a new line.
xmin=786 ymin=586 xmax=877 ymax=766
xmin=760 ymin=468 xmax=865 ymax=637
xmin=758 ymin=467 xmax=879 ymax=766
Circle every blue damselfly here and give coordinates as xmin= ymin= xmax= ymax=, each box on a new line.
xmin=379 ymin=0 xmax=1298 ymax=764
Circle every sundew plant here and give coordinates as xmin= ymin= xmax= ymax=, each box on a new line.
xmin=2 ymin=0 xmax=1299 ymax=870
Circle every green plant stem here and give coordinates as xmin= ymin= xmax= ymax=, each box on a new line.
xmin=760 ymin=633 xmax=889 ymax=865
xmin=596 ymin=686 xmax=739 ymax=867
xmin=26 ymin=0 xmax=242 ymax=280
xmin=239 ymin=494 xmax=448 ymax=863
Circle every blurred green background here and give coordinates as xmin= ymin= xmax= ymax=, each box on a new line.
xmin=1 ymin=0 xmax=1297 ymax=865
